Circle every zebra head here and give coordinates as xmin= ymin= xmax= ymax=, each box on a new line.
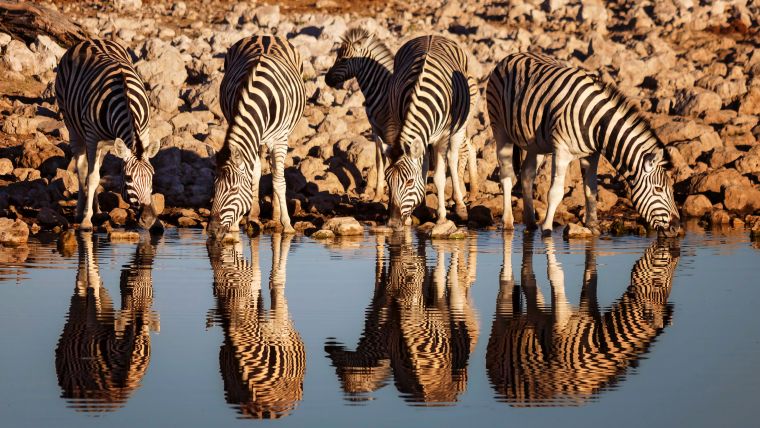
xmin=628 ymin=149 xmax=680 ymax=237
xmin=113 ymin=137 xmax=159 ymax=230
xmin=386 ymin=140 xmax=426 ymax=229
xmin=325 ymin=28 xmax=376 ymax=89
xmin=208 ymin=146 xmax=253 ymax=240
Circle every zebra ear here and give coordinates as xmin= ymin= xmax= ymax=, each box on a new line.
xmin=642 ymin=152 xmax=658 ymax=173
xmin=113 ymin=138 xmax=133 ymax=160
xmin=144 ymin=142 xmax=160 ymax=159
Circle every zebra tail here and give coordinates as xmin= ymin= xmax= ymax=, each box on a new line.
xmin=512 ymin=144 xmax=522 ymax=181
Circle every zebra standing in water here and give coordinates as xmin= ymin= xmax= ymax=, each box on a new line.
xmin=207 ymin=36 xmax=306 ymax=238
xmin=486 ymin=52 xmax=680 ymax=237
xmin=325 ymin=28 xmax=395 ymax=202
xmin=56 ymin=39 xmax=159 ymax=230
xmin=385 ymin=35 xmax=479 ymax=228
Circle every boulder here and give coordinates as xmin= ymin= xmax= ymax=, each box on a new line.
xmin=682 ymin=194 xmax=712 ymax=217
xmin=2 ymin=116 xmax=41 ymax=135
xmin=114 ymin=0 xmax=142 ymax=11
xmin=1 ymin=40 xmax=37 ymax=74
xmin=322 ymin=216 xmax=363 ymax=236
xmin=53 ymin=168 xmax=78 ymax=195
xmin=691 ymin=168 xmax=751 ymax=194
xmin=109 ymin=231 xmax=140 ymax=242
xmin=109 ymin=208 xmax=129 ymax=225
xmin=738 ymin=87 xmax=760 ymax=115
xmin=736 ymin=146 xmax=760 ymax=174
xmin=0 ymin=218 xmax=29 ymax=246
xmin=429 ymin=219 xmax=457 ymax=238
xmin=675 ymin=88 xmax=723 ymax=116
xmin=563 ymin=223 xmax=595 ymax=239
xmin=37 ymin=207 xmax=69 ymax=229
xmin=0 ymin=158 xmax=13 ymax=175
xmin=723 ymin=185 xmax=760 ymax=215
xmin=468 ymin=205 xmax=493 ymax=227
xmin=311 ymin=229 xmax=335 ymax=240
xmin=20 ymin=135 xmax=65 ymax=172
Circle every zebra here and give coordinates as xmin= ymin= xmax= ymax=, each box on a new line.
xmin=207 ymin=233 xmax=305 ymax=419
xmin=55 ymin=233 xmax=159 ymax=412
xmin=486 ymin=233 xmax=680 ymax=405
xmin=325 ymin=231 xmax=479 ymax=404
xmin=325 ymin=28 xmax=396 ymax=202
xmin=55 ymin=39 xmax=159 ymax=231
xmin=385 ymin=35 xmax=479 ymax=228
xmin=486 ymin=52 xmax=680 ymax=237
xmin=207 ymin=36 xmax=306 ymax=239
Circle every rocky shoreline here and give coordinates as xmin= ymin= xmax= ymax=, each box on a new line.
xmin=1 ymin=0 xmax=760 ymax=246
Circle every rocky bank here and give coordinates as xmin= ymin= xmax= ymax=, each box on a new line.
xmin=1 ymin=0 xmax=760 ymax=242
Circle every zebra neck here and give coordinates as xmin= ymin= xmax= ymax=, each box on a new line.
xmin=595 ymin=112 xmax=660 ymax=179
xmin=355 ymin=60 xmax=392 ymax=113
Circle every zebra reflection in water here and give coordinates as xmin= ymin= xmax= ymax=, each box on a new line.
xmin=55 ymin=233 xmax=159 ymax=412
xmin=207 ymin=234 xmax=305 ymax=419
xmin=487 ymin=234 xmax=679 ymax=406
xmin=326 ymin=231 xmax=479 ymax=405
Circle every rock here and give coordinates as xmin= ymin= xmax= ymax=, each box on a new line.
xmin=369 ymin=225 xmax=393 ymax=234
xmin=322 ymin=216 xmax=363 ymax=236
xmin=20 ymin=135 xmax=65 ymax=173
xmin=468 ymin=205 xmax=493 ymax=227
xmin=0 ymin=218 xmax=29 ymax=246
xmin=563 ymin=223 xmax=595 ymax=239
xmin=98 ymin=192 xmax=129 ymax=212
xmin=2 ymin=116 xmax=43 ymax=135
xmin=152 ymin=193 xmax=165 ymax=215
xmin=136 ymin=43 xmax=187 ymax=89
xmin=12 ymin=168 xmax=41 ymax=182
xmin=37 ymin=207 xmax=68 ymax=229
xmin=682 ymin=194 xmax=712 ymax=217
xmin=723 ymin=185 xmax=760 ymax=215
xmin=114 ymin=0 xmax=142 ymax=11
xmin=597 ymin=187 xmax=619 ymax=211
xmin=57 ymin=229 xmax=77 ymax=257
xmin=751 ymin=222 xmax=760 ymax=239
xmin=311 ymin=229 xmax=335 ymax=239
xmin=429 ymin=219 xmax=457 ymax=238
xmin=109 ymin=231 xmax=140 ymax=242
xmin=710 ymin=209 xmax=731 ymax=225
xmin=0 ymin=158 xmax=13 ymax=175
xmin=148 ymin=84 xmax=181 ymax=116
xmin=675 ymin=88 xmax=723 ymax=116
xmin=1 ymin=40 xmax=37 ymax=74
xmin=254 ymin=5 xmax=280 ymax=28
xmin=655 ymin=120 xmax=714 ymax=144
xmin=580 ymin=0 xmax=609 ymax=32
xmin=691 ymin=168 xmax=751 ymax=194
xmin=53 ymin=168 xmax=78 ymax=195
xmin=736 ymin=146 xmax=760 ymax=174
xmin=0 ymin=32 xmax=11 ymax=47
xmin=447 ymin=228 xmax=468 ymax=239
xmin=109 ymin=208 xmax=129 ymax=225
xmin=738 ymin=87 xmax=760 ymax=115
xmin=177 ymin=216 xmax=198 ymax=227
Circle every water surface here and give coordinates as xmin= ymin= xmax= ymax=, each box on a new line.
xmin=1 ymin=226 xmax=758 ymax=427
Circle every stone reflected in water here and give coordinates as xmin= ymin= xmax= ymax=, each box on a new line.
xmin=207 ymin=234 xmax=306 ymax=419
xmin=325 ymin=230 xmax=479 ymax=405
xmin=55 ymin=232 xmax=160 ymax=412
xmin=486 ymin=233 xmax=680 ymax=406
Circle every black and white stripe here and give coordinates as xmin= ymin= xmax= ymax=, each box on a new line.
xmin=326 ymin=28 xmax=396 ymax=201
xmin=385 ymin=35 xmax=479 ymax=227
xmin=486 ymin=52 xmax=680 ymax=236
xmin=55 ymin=39 xmax=159 ymax=230
xmin=55 ymin=233 xmax=159 ymax=412
xmin=486 ymin=235 xmax=679 ymax=405
xmin=207 ymin=36 xmax=306 ymax=239
xmin=208 ymin=234 xmax=305 ymax=419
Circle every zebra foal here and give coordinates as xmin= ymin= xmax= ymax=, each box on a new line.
xmin=486 ymin=52 xmax=680 ymax=237
xmin=207 ymin=35 xmax=306 ymax=239
xmin=55 ymin=39 xmax=159 ymax=230
xmin=384 ymin=35 xmax=479 ymax=228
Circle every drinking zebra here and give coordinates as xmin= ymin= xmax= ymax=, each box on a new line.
xmin=486 ymin=234 xmax=679 ymax=405
xmin=55 ymin=39 xmax=159 ymax=231
xmin=325 ymin=28 xmax=395 ymax=202
xmin=486 ymin=52 xmax=680 ymax=237
xmin=207 ymin=36 xmax=306 ymax=239
xmin=55 ymin=233 xmax=159 ymax=412
xmin=207 ymin=234 xmax=305 ymax=419
xmin=385 ymin=35 xmax=479 ymax=228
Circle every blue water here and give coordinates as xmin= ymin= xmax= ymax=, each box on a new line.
xmin=0 ymin=225 xmax=758 ymax=427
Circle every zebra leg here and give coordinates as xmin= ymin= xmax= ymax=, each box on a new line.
xmin=580 ymin=153 xmax=600 ymax=234
xmin=74 ymin=150 xmax=88 ymax=220
xmin=270 ymin=142 xmax=294 ymax=234
xmin=247 ymin=152 xmax=262 ymax=223
xmin=80 ymin=143 xmax=101 ymax=231
xmin=433 ymin=145 xmax=448 ymax=224
xmin=545 ymin=237 xmax=572 ymax=329
xmin=540 ymin=148 xmax=573 ymax=237
xmin=466 ymin=139 xmax=479 ymax=202
xmin=371 ymin=134 xmax=385 ymax=203
xmin=494 ymin=126 xmax=516 ymax=230
xmin=448 ymin=129 xmax=468 ymax=221
xmin=521 ymin=151 xmax=539 ymax=231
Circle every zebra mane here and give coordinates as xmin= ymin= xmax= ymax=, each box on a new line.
xmin=341 ymin=28 xmax=393 ymax=62
xmin=118 ymin=67 xmax=143 ymax=158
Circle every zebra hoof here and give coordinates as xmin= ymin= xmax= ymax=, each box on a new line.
xmin=79 ymin=222 xmax=93 ymax=232
xmin=540 ymin=227 xmax=552 ymax=238
xmin=502 ymin=221 xmax=515 ymax=231
xmin=283 ymin=226 xmax=296 ymax=235
xmin=455 ymin=207 xmax=468 ymax=222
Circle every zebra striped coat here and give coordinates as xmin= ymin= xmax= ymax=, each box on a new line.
xmin=486 ymin=234 xmax=679 ymax=405
xmin=208 ymin=234 xmax=305 ymax=419
xmin=55 ymin=39 xmax=159 ymax=230
xmin=486 ymin=52 xmax=679 ymax=236
xmin=55 ymin=233 xmax=159 ymax=412
xmin=207 ymin=36 xmax=306 ymax=239
xmin=325 ymin=28 xmax=396 ymax=202
xmin=385 ymin=35 xmax=479 ymax=227
xmin=325 ymin=232 xmax=479 ymax=404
